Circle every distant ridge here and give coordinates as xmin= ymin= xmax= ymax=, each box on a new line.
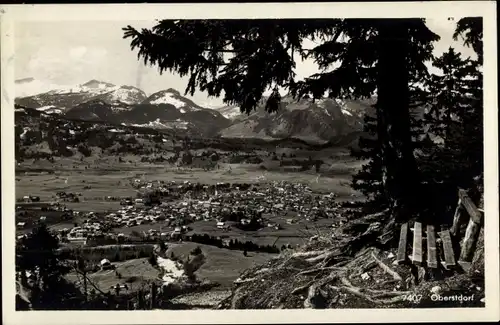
xmin=15 ymin=78 xmax=373 ymax=141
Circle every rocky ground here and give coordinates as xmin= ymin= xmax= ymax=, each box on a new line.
xmin=170 ymin=290 xmax=232 ymax=309
xmin=213 ymin=209 xmax=485 ymax=309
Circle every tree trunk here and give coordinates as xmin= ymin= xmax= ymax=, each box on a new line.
xmin=376 ymin=21 xmax=420 ymax=223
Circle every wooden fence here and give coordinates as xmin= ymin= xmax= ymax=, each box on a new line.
xmin=397 ymin=188 xmax=484 ymax=274
xmin=450 ymin=188 xmax=484 ymax=271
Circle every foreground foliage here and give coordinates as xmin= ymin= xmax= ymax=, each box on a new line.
xmin=123 ymin=18 xmax=442 ymax=223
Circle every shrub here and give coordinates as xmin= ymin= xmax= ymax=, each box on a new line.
xmin=158 ymin=241 xmax=166 ymax=252
xmin=190 ymin=246 xmax=202 ymax=256
xmin=77 ymin=145 xmax=92 ymax=157
xmin=148 ymin=253 xmax=158 ymax=267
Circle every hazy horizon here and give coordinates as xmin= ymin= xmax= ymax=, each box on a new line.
xmin=15 ymin=18 xmax=476 ymax=108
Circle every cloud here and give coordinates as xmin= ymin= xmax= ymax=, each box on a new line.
xmin=69 ymin=46 xmax=107 ymax=63
xmin=15 ymin=19 xmax=470 ymax=108
xmin=69 ymin=46 xmax=88 ymax=59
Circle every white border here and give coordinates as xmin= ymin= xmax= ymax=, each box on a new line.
xmin=1 ymin=2 xmax=498 ymax=324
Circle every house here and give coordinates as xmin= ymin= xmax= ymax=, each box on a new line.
xmin=120 ymin=199 xmax=133 ymax=206
xmin=171 ymin=227 xmax=183 ymax=239
xmin=216 ymin=221 xmax=225 ymax=229
xmin=100 ymin=259 xmax=114 ymax=270
xmin=17 ymin=222 xmax=26 ymax=229
xmin=22 ymin=196 xmax=31 ymax=203
xmin=110 ymin=283 xmax=128 ymax=292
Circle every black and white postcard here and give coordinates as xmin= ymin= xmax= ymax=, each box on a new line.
xmin=1 ymin=2 xmax=498 ymax=324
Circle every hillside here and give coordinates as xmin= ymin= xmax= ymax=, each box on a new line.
xmin=15 ymin=79 xmax=145 ymax=111
xmin=15 ymin=80 xmax=232 ymax=138
xmin=216 ymin=96 xmax=374 ymax=142
xmin=15 ymin=78 xmax=374 ymax=141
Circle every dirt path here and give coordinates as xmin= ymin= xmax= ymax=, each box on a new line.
xmin=170 ymin=290 xmax=231 ymax=309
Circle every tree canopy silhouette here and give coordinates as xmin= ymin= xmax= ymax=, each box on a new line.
xmin=123 ymin=18 xmax=441 ymax=221
xmin=418 ymin=17 xmax=484 ymax=217
xmin=16 ymin=224 xmax=82 ymax=309
xmin=453 ymin=17 xmax=483 ymax=64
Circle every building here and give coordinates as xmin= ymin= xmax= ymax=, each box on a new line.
xmin=100 ymin=259 xmax=114 ymax=270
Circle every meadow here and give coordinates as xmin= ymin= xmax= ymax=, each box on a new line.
xmin=65 ymin=257 xmax=160 ymax=295
xmin=17 ymin=145 xmax=365 ymax=298
xmin=165 ymin=242 xmax=275 ymax=288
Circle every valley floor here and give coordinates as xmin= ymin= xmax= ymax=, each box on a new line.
xmin=15 ymin=151 xmax=367 ymax=308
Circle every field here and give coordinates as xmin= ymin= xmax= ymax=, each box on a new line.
xmin=16 ymin=157 xmax=363 ymax=245
xmin=65 ymin=257 xmax=160 ymax=295
xmin=16 ymin=152 xmax=364 ymax=205
xmin=63 ymin=241 xmax=274 ymax=304
xmin=16 ymin=144 xmax=366 ymax=303
xmin=166 ymin=242 xmax=275 ymax=288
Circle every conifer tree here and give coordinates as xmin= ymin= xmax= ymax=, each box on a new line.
xmin=350 ymin=107 xmax=384 ymax=203
xmin=16 ymin=224 xmax=81 ymax=309
xmin=453 ymin=17 xmax=483 ymax=65
xmin=426 ymin=47 xmax=478 ymax=142
xmin=124 ymin=18 xmax=439 ymax=222
xmin=406 ymin=18 xmax=483 ymax=222
xmin=420 ymin=17 xmax=483 ymax=206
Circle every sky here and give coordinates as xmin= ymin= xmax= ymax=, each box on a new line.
xmin=14 ymin=18 xmax=476 ymax=108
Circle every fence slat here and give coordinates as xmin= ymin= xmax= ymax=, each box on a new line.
xmin=458 ymin=189 xmax=482 ymax=224
xmin=412 ymin=222 xmax=423 ymax=266
xmin=426 ymin=225 xmax=438 ymax=268
xmin=450 ymin=199 xmax=465 ymax=237
xmin=459 ymin=219 xmax=482 ymax=263
xmin=396 ymin=223 xmax=408 ymax=264
xmin=439 ymin=230 xmax=456 ymax=269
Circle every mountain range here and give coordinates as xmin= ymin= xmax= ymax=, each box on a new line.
xmin=15 ymin=78 xmax=372 ymax=142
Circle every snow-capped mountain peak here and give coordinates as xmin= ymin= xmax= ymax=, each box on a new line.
xmin=143 ymin=89 xmax=202 ymax=112
xmin=81 ymin=79 xmax=116 ymax=89
xmin=97 ymin=86 xmax=147 ymax=105
xmin=213 ymin=105 xmax=243 ymax=120
xmin=15 ymin=78 xmax=120 ymax=98
xmin=15 ymin=79 xmax=149 ymax=112
xmin=149 ymin=91 xmax=185 ymax=108
xmin=46 ymin=80 xmax=119 ymax=96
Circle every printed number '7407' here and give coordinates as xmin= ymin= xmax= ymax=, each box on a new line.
xmin=403 ymin=294 xmax=423 ymax=303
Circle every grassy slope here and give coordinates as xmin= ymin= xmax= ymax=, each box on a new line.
xmin=165 ymin=242 xmax=275 ymax=289
xmin=65 ymin=258 xmax=160 ymax=294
